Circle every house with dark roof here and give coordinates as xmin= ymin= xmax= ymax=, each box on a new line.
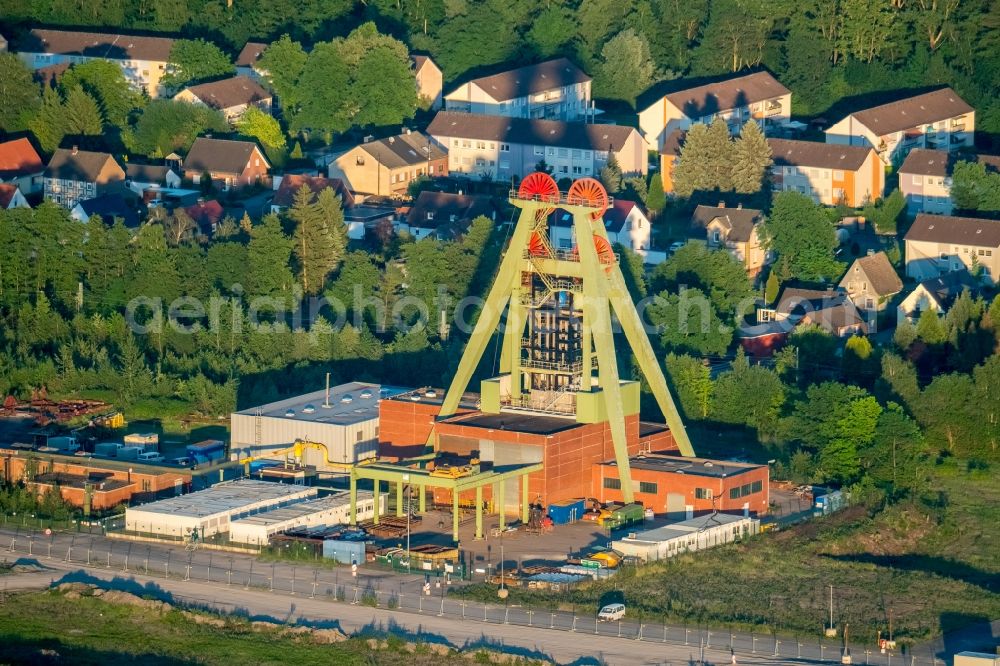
xmin=896 ymin=269 xmax=980 ymax=323
xmin=184 ymin=199 xmax=225 ymax=236
xmin=824 ymin=87 xmax=975 ymax=165
xmin=404 ymin=191 xmax=496 ymax=240
xmin=69 ymin=193 xmax=139 ymax=228
xmin=44 ymin=147 xmax=126 ymax=209
xmin=768 ymin=138 xmax=884 ymax=207
xmin=898 ymin=149 xmax=1000 ymax=216
xmin=235 ymin=42 xmax=267 ymax=80
xmin=270 ymin=174 xmax=355 ymax=213
xmin=426 ymin=110 xmax=647 ymax=182
xmin=125 ymin=163 xmax=182 ymax=197
xmin=329 ymin=130 xmax=447 ymax=197
xmin=547 ymin=199 xmax=662 ymax=264
xmin=638 ymin=71 xmax=791 ymax=149
xmin=761 ymin=287 xmax=868 ymax=338
xmin=690 ymin=204 xmax=768 ymax=276
xmin=412 ymin=55 xmax=443 ymax=111
xmin=904 ymin=213 xmax=1000 ymax=284
xmin=0 ymin=137 xmax=44 ymax=195
xmin=0 ymin=184 xmax=30 ymax=209
xmin=444 ymin=58 xmax=591 ymax=121
xmin=838 ymin=251 xmax=903 ymax=313
xmin=174 ymin=76 xmax=272 ymax=122
xmin=183 ymin=137 xmax=270 ymax=191
xmin=17 ymin=29 xmax=176 ymax=97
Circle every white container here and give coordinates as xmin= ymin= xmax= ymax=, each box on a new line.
xmin=138 ymin=452 xmax=165 ymax=463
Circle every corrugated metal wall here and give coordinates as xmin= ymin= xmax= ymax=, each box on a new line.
xmin=230 ymin=414 xmax=379 ymax=466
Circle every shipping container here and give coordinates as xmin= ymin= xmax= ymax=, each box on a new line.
xmin=602 ymin=503 xmax=645 ymax=529
xmin=47 ymin=436 xmax=79 ymax=453
xmin=94 ymin=442 xmax=122 ymax=457
xmin=322 ymin=539 xmax=366 ymax=565
xmin=548 ymin=498 xmax=585 ymax=525
xmin=117 ymin=446 xmax=142 ymax=460
xmin=124 ymin=433 xmax=159 ymax=451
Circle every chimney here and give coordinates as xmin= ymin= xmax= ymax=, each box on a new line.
xmin=736 ymin=203 xmax=743 ymax=209
xmin=405 ymin=128 xmax=412 ymax=135
xmin=388 ymin=137 xmax=395 ymax=144
xmin=72 ymin=145 xmax=79 ymax=155
xmin=717 ymin=201 xmax=725 ymax=208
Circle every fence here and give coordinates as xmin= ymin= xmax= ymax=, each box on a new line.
xmin=0 ymin=523 xmax=945 ymax=666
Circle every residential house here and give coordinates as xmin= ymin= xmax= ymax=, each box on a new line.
xmin=638 ymin=71 xmax=791 ymax=150
xmin=43 ymin=147 xmax=126 ymax=209
xmin=235 ymin=42 xmax=267 ymax=80
xmin=173 ymin=76 xmax=272 ymax=122
xmin=344 ymin=205 xmax=397 ymax=241
xmin=768 ymin=138 xmax=884 ymax=207
xmin=659 ymin=129 xmax=685 ymax=195
xmin=185 ymin=199 xmax=225 ymax=236
xmin=183 ymin=138 xmax=270 ymax=191
xmin=757 ymin=287 xmax=868 ymax=338
xmin=427 ymin=111 xmax=647 ymax=181
xmin=839 ymin=251 xmax=903 ymax=313
xmin=444 ymin=58 xmax=591 ymax=121
xmin=18 ymin=29 xmax=175 ymax=97
xmin=270 ymin=174 xmax=355 ymax=214
xmin=404 ymin=191 xmax=496 ymax=240
xmin=34 ymin=61 xmax=70 ymax=89
xmin=0 ymin=137 xmax=45 ymax=195
xmin=903 ymin=213 xmax=1000 ymax=284
xmin=412 ymin=55 xmax=443 ymax=110
xmin=548 ymin=199 xmax=663 ymax=264
xmin=0 ymin=184 xmax=30 ymax=209
xmin=898 ymin=149 xmax=1000 ymax=215
xmin=70 ymin=193 xmax=139 ymax=228
xmin=824 ymin=87 xmax=975 ymax=165
xmin=125 ymin=163 xmax=182 ymax=198
xmin=896 ymin=270 xmax=980 ymax=323
xmin=690 ymin=204 xmax=768 ymax=276
xmin=329 ymin=131 xmax=447 ymax=197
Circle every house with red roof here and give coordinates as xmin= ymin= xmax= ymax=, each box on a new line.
xmin=184 ymin=199 xmax=225 ymax=236
xmin=0 ymin=137 xmax=45 ymax=195
xmin=0 ymin=184 xmax=30 ymax=209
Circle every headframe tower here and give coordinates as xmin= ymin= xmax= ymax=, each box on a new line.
xmin=435 ymin=173 xmax=694 ymax=503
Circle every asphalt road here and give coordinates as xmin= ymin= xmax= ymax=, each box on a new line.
xmin=0 ymin=526 xmax=957 ymax=666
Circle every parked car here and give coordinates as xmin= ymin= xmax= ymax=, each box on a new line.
xmin=597 ymin=603 xmax=626 ymax=621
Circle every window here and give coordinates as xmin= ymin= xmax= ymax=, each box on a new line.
xmin=452 ymin=139 xmax=459 ymax=147
xmin=488 ymin=142 xmax=495 ymax=150
xmin=462 ymin=140 xmax=471 ymax=148
xmin=751 ymin=480 xmax=763 ymax=494
xmin=476 ymin=141 xmax=486 ymax=150
xmin=912 ymin=175 xmax=922 ymax=185
xmin=596 ymin=150 xmax=609 ymax=161
xmin=534 ymin=146 xmax=544 ymax=156
xmin=356 ymin=431 xmax=363 ymax=441
xmin=547 ymin=147 xmax=555 ymax=156
xmin=499 ymin=161 xmax=510 ymax=170
xmin=639 ymin=481 xmax=658 ymax=494
xmin=712 ymin=230 xmax=721 ymax=243
xmin=426 ymin=212 xmax=434 ymax=221
xmin=603 ymin=477 xmax=621 ymax=490
xmin=832 ymin=170 xmax=844 ymax=180
xmin=558 ymin=148 xmax=568 ymax=157
xmin=695 ymin=488 xmax=713 ymax=500
xmin=729 ymin=487 xmax=740 ymax=500
xmin=500 ymin=143 xmax=510 ymax=152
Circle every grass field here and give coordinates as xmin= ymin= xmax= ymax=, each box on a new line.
xmin=0 ymin=587 xmax=542 ymax=665
xmin=454 ymin=461 xmax=1000 ymax=646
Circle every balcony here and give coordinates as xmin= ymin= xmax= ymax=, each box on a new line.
xmin=752 ymin=100 xmax=783 ymax=119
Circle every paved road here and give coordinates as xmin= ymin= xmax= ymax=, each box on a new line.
xmin=0 ymin=526 xmax=949 ymax=666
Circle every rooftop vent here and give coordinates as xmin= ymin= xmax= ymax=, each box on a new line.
xmin=341 ymin=394 xmax=353 ymax=403
xmin=410 ymin=394 xmax=422 ymax=401
xmin=284 ymin=409 xmax=295 ymax=417
xmin=302 ymin=404 xmax=316 ymax=414
xmin=704 ymin=461 xmax=714 ymax=467
xmin=424 ymin=390 xmax=438 ymax=398
xmin=360 ymin=390 xmax=373 ymax=399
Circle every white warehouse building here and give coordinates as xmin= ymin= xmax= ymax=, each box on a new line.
xmin=611 ymin=513 xmax=759 ymax=563
xmin=230 ymin=382 xmax=408 ymax=470
xmin=125 ymin=480 xmax=317 ymax=539
xmin=228 ymin=490 xmax=383 ymax=545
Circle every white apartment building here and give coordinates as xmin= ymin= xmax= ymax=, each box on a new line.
xmin=825 ymin=88 xmax=975 ymax=165
xmin=904 ymin=214 xmax=1000 ymax=284
xmin=18 ymin=29 xmax=176 ymax=97
xmin=426 ymin=111 xmax=647 ymax=182
xmin=638 ymin=71 xmax=791 ymax=149
xmin=444 ymin=58 xmax=592 ymax=121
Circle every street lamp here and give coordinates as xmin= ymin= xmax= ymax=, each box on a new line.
xmin=402 ymin=473 xmax=411 ymax=573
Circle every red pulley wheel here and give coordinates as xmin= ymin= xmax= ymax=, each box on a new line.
xmin=566 ymin=177 xmax=609 ymax=220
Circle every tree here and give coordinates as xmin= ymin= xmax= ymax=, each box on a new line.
xmin=764 ymin=271 xmax=779 ymax=305
xmin=0 ymin=53 xmax=40 ymax=132
xmin=646 ymin=290 xmax=732 ymax=356
xmin=646 ymin=173 xmax=666 ymax=213
xmin=871 ymin=189 xmax=906 ymax=234
xmin=162 ymin=39 xmax=234 ymax=90
xmin=671 ymin=118 xmax=734 ymax=198
xmin=289 ymin=41 xmax=353 ymax=135
xmin=596 ymin=29 xmax=656 ymax=107
xmin=61 ymin=59 xmax=143 ymax=129
xmin=246 ymin=214 xmax=293 ymax=300
xmin=528 ymin=6 xmax=576 ymax=58
xmin=731 ymin=120 xmax=772 ymax=194
xmin=600 ymin=154 xmax=623 ymax=193
xmin=713 ymin=362 xmax=786 ymax=435
xmin=951 ymin=160 xmax=1000 ymax=213
xmin=29 ymin=88 xmax=66 ymax=153
xmin=62 ymin=85 xmax=104 ymax=137
xmin=762 ymin=192 xmax=844 ymax=281
xmin=290 ymin=186 xmax=346 ymax=294
xmin=125 ymin=100 xmax=228 ymax=157
xmin=236 ymin=106 xmax=287 ymax=160
xmin=258 ymin=35 xmax=308 ymax=112
xmin=340 ymin=23 xmax=418 ymax=128
xmin=915 ymin=308 xmax=947 ymax=345
xmin=665 ymin=353 xmax=713 ymax=419
xmin=651 ymin=242 xmax=753 ymax=320
xmin=843 ymin=334 xmax=879 ymax=386
xmin=863 ymin=403 xmax=928 ymax=497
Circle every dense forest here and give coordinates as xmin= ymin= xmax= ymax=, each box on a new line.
xmin=1 ymin=0 xmax=998 ymax=146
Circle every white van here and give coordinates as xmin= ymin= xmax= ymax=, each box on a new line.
xmin=597 ymin=603 xmax=626 ymax=622
xmin=137 ymin=452 xmax=165 ymax=463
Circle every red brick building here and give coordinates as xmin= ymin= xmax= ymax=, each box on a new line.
xmin=592 ymin=454 xmax=769 ymax=518
xmin=183 ymin=137 xmax=270 ymax=191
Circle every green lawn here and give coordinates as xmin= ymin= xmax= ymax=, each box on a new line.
xmin=0 ymin=588 xmax=540 ymax=665
xmin=453 ymin=462 xmax=1000 ymax=646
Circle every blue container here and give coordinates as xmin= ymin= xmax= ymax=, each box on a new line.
xmin=323 ymin=539 xmax=365 ymax=565
xmin=548 ymin=498 xmax=585 ymax=525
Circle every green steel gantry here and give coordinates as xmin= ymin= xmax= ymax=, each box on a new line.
xmin=431 ymin=174 xmax=695 ymax=504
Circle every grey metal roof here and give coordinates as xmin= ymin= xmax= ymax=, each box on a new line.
xmin=602 ymin=454 xmax=764 ymax=479
xmin=617 ymin=513 xmax=755 ymax=543
xmin=229 ymin=490 xmax=372 ymax=528
xmin=130 ymin=480 xmax=316 ymax=519
xmin=233 ymin=382 xmax=410 ymax=426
